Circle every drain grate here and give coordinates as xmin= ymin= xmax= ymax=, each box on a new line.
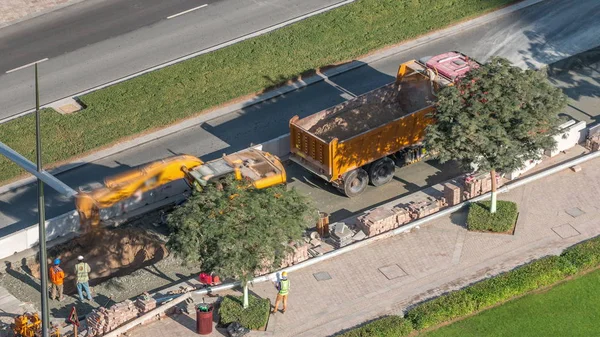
xmin=565 ymin=207 xmax=585 ymax=218
xmin=552 ymin=224 xmax=581 ymax=239
xmin=378 ymin=264 xmax=407 ymax=280
xmin=313 ymin=271 xmax=332 ymax=281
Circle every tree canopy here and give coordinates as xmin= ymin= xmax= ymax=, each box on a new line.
xmin=425 ymin=57 xmax=567 ymax=173
xmin=166 ymin=176 xmax=316 ymax=284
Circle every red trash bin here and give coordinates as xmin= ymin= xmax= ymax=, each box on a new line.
xmin=196 ymin=304 xmax=213 ymax=335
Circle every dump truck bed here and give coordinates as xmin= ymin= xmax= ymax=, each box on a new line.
xmin=299 ymin=72 xmax=437 ymax=142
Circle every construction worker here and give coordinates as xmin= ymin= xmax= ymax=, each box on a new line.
xmin=271 ymin=271 xmax=290 ymax=314
xmin=75 ymin=255 xmax=93 ymax=302
xmin=49 ymin=258 xmax=65 ymax=301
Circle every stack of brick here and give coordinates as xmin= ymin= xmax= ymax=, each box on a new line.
xmin=406 ymin=198 xmax=441 ymax=219
xmin=464 ymin=175 xmax=482 ymax=199
xmin=135 ymin=295 xmax=157 ymax=314
xmin=255 ymin=241 xmax=310 ymax=275
xmin=463 ymin=172 xmax=502 ymax=199
xmin=391 ymin=206 xmax=411 ymax=226
xmin=357 ymin=207 xmax=397 ymax=236
xmin=443 ymin=183 xmax=462 ymax=206
xmin=586 ymin=132 xmax=600 ymax=152
xmin=280 ymin=242 xmax=310 ymax=268
xmin=86 ymin=300 xmax=139 ymax=336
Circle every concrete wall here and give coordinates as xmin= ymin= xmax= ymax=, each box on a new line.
xmin=545 ymin=120 xmax=587 ymax=157
xmin=250 ymin=133 xmax=290 ymax=158
xmin=509 ymin=120 xmax=587 ymax=180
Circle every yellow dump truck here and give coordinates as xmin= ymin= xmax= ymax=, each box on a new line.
xmin=289 ymin=52 xmax=479 ymax=197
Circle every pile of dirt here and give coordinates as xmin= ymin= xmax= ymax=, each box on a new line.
xmin=309 ymin=78 xmax=435 ymax=141
xmin=30 ymin=228 xmax=167 ymax=295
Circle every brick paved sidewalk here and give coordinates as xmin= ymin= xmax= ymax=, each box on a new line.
xmin=0 ymin=0 xmax=88 ymax=29
xmin=127 ymin=156 xmax=600 ymax=337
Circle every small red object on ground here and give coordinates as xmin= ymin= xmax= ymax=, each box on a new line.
xmin=199 ymin=273 xmax=213 ymax=285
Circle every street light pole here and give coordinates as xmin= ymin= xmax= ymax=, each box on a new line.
xmin=35 ymin=63 xmax=50 ymax=337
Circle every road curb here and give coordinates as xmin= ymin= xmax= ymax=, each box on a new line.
xmin=0 ymin=0 xmax=545 ymax=195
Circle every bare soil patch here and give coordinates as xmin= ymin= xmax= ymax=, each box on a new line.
xmin=30 ymin=228 xmax=167 ymax=295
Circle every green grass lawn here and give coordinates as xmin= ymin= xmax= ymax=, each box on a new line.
xmin=0 ymin=0 xmax=516 ymax=184
xmin=424 ymin=268 xmax=600 ymax=337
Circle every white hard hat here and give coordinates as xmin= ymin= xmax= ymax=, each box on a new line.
xmin=77 ymin=255 xmax=84 ymax=261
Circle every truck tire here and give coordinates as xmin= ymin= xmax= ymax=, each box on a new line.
xmin=368 ymin=157 xmax=395 ymax=187
xmin=340 ymin=168 xmax=368 ymax=197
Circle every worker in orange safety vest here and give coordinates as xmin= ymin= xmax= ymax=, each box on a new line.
xmin=49 ymin=258 xmax=65 ymax=301
xmin=271 ymin=271 xmax=290 ymax=314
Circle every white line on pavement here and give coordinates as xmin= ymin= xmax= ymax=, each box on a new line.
xmin=0 ymin=0 xmax=356 ymax=124
xmin=5 ymin=58 xmax=49 ymax=74
xmin=167 ymin=4 xmax=208 ymax=19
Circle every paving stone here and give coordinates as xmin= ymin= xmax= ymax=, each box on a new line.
xmin=313 ymin=272 xmax=332 ymax=282
xmin=566 ymin=207 xmax=585 ymax=218
xmin=552 ymin=224 xmax=581 ymax=239
xmin=378 ymin=264 xmax=408 ymax=280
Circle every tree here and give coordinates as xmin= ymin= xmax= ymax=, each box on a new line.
xmin=166 ymin=176 xmax=316 ymax=308
xmin=425 ymin=57 xmax=566 ymax=213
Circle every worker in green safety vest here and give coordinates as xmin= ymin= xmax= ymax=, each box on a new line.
xmin=271 ymin=271 xmax=290 ymax=314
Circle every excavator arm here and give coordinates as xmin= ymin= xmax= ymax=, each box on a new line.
xmin=75 ymin=155 xmax=203 ymax=228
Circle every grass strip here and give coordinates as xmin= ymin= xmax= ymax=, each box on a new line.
xmin=0 ymin=0 xmax=517 ymax=184
xmin=423 ymin=268 xmax=600 ymax=337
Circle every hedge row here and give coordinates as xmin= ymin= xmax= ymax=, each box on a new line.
xmin=339 ymin=234 xmax=600 ymax=335
xmin=338 ymin=316 xmax=413 ymax=337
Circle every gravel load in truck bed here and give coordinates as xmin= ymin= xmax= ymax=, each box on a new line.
xmin=307 ymin=76 xmax=436 ymax=142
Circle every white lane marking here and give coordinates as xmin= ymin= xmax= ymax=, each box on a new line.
xmin=167 ymin=4 xmax=208 ymax=19
xmin=6 ymin=58 xmax=49 ymax=74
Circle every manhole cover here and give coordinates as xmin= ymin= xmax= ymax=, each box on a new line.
xmin=378 ymin=264 xmax=407 ymax=280
xmin=552 ymin=224 xmax=581 ymax=239
xmin=565 ymin=207 xmax=585 ymax=218
xmin=313 ymin=271 xmax=332 ymax=281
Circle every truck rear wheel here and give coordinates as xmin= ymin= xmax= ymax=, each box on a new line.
xmin=368 ymin=157 xmax=395 ymax=187
xmin=340 ymin=168 xmax=368 ymax=197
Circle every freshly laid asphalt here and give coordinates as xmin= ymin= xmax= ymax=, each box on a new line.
xmin=0 ymin=0 xmax=599 ymax=237
xmin=0 ymin=0 xmax=350 ymax=119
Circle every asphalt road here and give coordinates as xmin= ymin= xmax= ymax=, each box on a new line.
xmin=0 ymin=0 xmax=599 ymax=236
xmin=0 ymin=0 xmax=349 ymax=120
xmin=0 ymin=0 xmax=221 ymax=73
